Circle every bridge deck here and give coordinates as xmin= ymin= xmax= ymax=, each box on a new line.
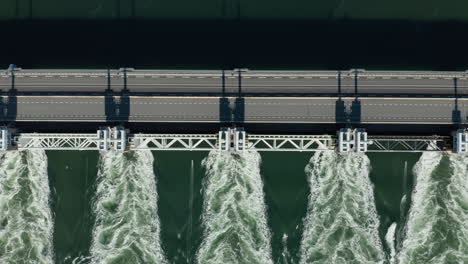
xmin=1 ymin=69 xmax=468 ymax=96
xmin=1 ymin=69 xmax=467 ymax=126
xmin=3 ymin=96 xmax=466 ymax=124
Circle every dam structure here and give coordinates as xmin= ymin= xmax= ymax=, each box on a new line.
xmin=1 ymin=66 xmax=468 ymax=153
xmin=2 ymin=67 xmax=468 ymax=264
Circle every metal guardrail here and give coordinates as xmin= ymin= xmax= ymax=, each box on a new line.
xmin=4 ymin=68 xmax=468 ymax=79
xmin=8 ymin=131 xmax=451 ymax=152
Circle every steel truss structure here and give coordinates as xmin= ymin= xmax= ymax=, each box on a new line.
xmin=9 ymin=130 xmax=452 ymax=153
xmin=16 ymin=133 xmax=100 ymax=150
xmin=367 ymin=136 xmax=449 ymax=152
xmin=131 ymin=134 xmax=218 ymax=151
xmin=246 ymin=135 xmax=333 ymax=151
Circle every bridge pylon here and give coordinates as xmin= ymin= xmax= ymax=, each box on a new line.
xmin=0 ymin=127 xmax=12 ymax=151
xmin=96 ymin=126 xmax=127 ymax=151
xmin=337 ymin=128 xmax=372 ymax=153
xmin=452 ymin=129 xmax=468 ymax=153
xmin=219 ymin=127 xmax=246 ymax=152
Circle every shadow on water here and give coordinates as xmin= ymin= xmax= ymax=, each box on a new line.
xmin=0 ymin=19 xmax=468 ymax=70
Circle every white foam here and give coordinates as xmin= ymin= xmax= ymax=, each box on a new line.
xmin=397 ymin=152 xmax=468 ymax=263
xmin=299 ymin=151 xmax=385 ymax=264
xmin=0 ymin=150 xmax=54 ymax=264
xmin=385 ymin=222 xmax=397 ymax=264
xmin=196 ymin=151 xmax=273 ymax=264
xmin=90 ymin=150 xmax=167 ymax=264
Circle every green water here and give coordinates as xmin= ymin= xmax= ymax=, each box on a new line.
xmin=0 ymin=149 xmax=464 ymax=263
xmin=43 ymin=150 xmax=431 ymax=264
xmin=2 ymin=0 xmax=468 ymax=20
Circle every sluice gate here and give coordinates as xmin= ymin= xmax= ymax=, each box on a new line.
xmin=0 ymin=126 xmax=463 ymax=153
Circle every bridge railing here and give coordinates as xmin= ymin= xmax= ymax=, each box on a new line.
xmin=5 ymin=68 xmax=468 ymax=79
xmin=246 ymin=134 xmax=334 ymax=152
xmin=16 ymin=133 xmax=100 ymax=150
xmin=367 ymin=136 xmax=449 ymax=152
xmin=130 ymin=134 xmax=218 ymax=151
xmin=2 ymin=126 xmax=458 ymax=153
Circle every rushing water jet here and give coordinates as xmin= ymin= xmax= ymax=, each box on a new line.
xmin=90 ymin=150 xmax=167 ymax=264
xmin=397 ymin=152 xmax=468 ymax=264
xmin=299 ymin=151 xmax=385 ymax=264
xmin=196 ymin=150 xmax=273 ymax=264
xmin=0 ymin=150 xmax=54 ymax=264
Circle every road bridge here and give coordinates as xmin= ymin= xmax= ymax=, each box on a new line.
xmin=0 ymin=67 xmax=467 ymax=137
xmin=2 ymin=95 xmax=465 ymax=125
xmin=1 ymin=68 xmax=468 ymax=97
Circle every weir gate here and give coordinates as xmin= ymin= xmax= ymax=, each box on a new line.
xmin=2 ymin=67 xmax=468 ymax=153
xmin=1 ymin=126 xmax=468 ymax=153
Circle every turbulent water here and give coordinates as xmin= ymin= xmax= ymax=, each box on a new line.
xmin=397 ymin=152 xmax=468 ymax=264
xmin=299 ymin=151 xmax=385 ymax=264
xmin=0 ymin=150 xmax=54 ymax=264
xmin=196 ymin=151 xmax=273 ymax=264
xmin=90 ymin=150 xmax=167 ymax=264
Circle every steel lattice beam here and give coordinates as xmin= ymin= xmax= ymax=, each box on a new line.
xmin=10 ymin=133 xmax=452 ymax=152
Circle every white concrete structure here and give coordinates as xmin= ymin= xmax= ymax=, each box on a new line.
xmin=0 ymin=128 xmax=11 ymax=151
xmin=337 ymin=128 xmax=371 ymax=153
xmin=96 ymin=127 xmax=127 ymax=151
xmin=453 ymin=129 xmax=468 ymax=153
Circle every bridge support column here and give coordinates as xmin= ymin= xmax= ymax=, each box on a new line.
xmin=97 ymin=126 xmax=127 ymax=151
xmin=97 ymin=128 xmax=111 ymax=151
xmin=235 ymin=128 xmax=246 ymax=151
xmin=338 ymin=128 xmax=352 ymax=152
xmin=218 ymin=128 xmax=231 ymax=151
xmin=219 ymin=127 xmax=246 ymax=152
xmin=337 ymin=128 xmax=371 ymax=153
xmin=453 ymin=129 xmax=468 ymax=153
xmin=112 ymin=127 xmax=127 ymax=151
xmin=0 ymin=128 xmax=11 ymax=151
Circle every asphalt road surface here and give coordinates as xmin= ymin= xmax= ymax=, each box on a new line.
xmin=8 ymin=95 xmax=466 ymax=124
xmin=1 ymin=69 xmax=468 ymax=96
